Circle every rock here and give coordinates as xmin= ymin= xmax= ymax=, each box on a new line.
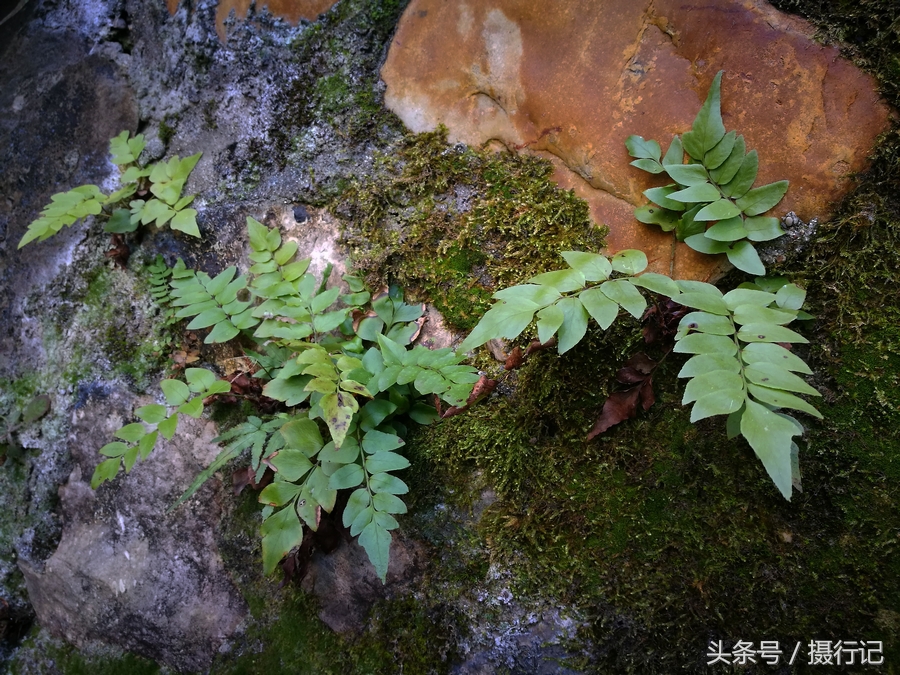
xmin=19 ymin=395 xmax=247 ymax=673
xmin=302 ymin=532 xmax=427 ymax=635
xmin=381 ymin=0 xmax=891 ymax=279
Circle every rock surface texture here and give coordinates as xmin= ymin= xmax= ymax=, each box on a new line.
xmin=20 ymin=400 xmax=247 ymax=672
xmin=381 ymin=0 xmax=892 ymax=278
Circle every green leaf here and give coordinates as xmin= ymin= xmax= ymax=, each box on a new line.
xmin=307 ymin=466 xmax=337 ymax=513
xmin=610 ymin=249 xmax=648 ymax=275
xmin=458 ymin=300 xmax=539 ymax=352
xmin=170 ymin=209 xmax=200 ymax=237
xmin=373 ymin=492 xmax=408 ymax=514
xmin=682 ymin=71 xmax=725 ymax=158
xmin=662 ymin=136 xmax=684 ymax=166
xmin=124 ymin=445 xmax=139 ymax=471
xmin=138 ymin=430 xmax=158 ymax=460
xmin=362 ymin=430 xmax=404 ymax=454
xmin=732 ymin=304 xmax=796 ymax=326
xmin=177 ymin=397 xmax=203 ymax=419
xmin=259 ymin=481 xmax=303 ymax=506
xmin=328 ymin=464 xmax=365 ymax=490
xmin=187 ymin=308 xmax=227 ymax=329
xmin=747 ymin=384 xmax=822 ymax=419
xmin=668 ymin=183 xmax=721 ymax=203
xmin=737 ymin=323 xmax=808 ymax=344
xmin=677 ymin=311 xmax=734 ymax=336
xmin=675 ymin=204 xmax=707 ymax=241
xmin=366 ymin=452 xmax=411 ymax=473
xmin=684 ymin=233 xmax=729 ymax=255
xmin=261 ymin=505 xmax=304 ymax=575
xmin=704 ymin=130 xmax=737 ymax=170
xmin=674 ymin=333 xmax=738 ymax=356
xmin=321 ymin=391 xmax=355 ymax=449
xmin=412 ymin=369 xmax=446 ymax=396
xmin=343 ymin=488 xmax=371 ymax=528
xmin=205 ymin=320 xmax=240 ymax=344
xmin=91 ymin=458 xmax=122 ymax=488
xmin=409 ymin=403 xmax=440 ymax=425
xmin=677 ymin=353 xmax=741 ymax=378
xmin=705 ymin=216 xmax=748 ymax=241
xmin=134 ymin=403 xmax=167 ymax=424
xmin=280 ymin=417 xmax=324 ymax=455
xmin=630 ymin=158 xmax=664 ymax=174
xmin=709 ymin=134 xmax=746 ymax=185
xmin=735 ymin=181 xmax=789 ymax=216
xmin=743 ymin=216 xmax=784 ymax=242
xmin=369 ymin=472 xmax=409 ymax=494
xmin=560 ymin=251 xmax=612 ymax=281
xmin=247 ymin=217 xmax=269 ymax=251
xmin=740 ymin=399 xmax=798 ymax=500
xmin=694 ymin=199 xmax=742 ymax=222
xmin=722 ymin=288 xmax=776 ymax=310
xmin=99 ymin=441 xmax=129 ymax=457
xmin=722 ymin=149 xmax=759 ymax=198
xmin=527 ymin=268 xmax=585 ymax=293
xmin=775 ymin=284 xmax=806 ymax=311
xmin=536 ymin=304 xmax=565 ymax=344
xmin=726 ymin=240 xmax=766 ymax=275
xmin=741 ymin=342 xmax=812 ymax=374
xmin=630 ymin=273 xmax=680 ymax=297
xmin=105 ymin=208 xmax=138 ymax=233
xmin=634 ymin=204 xmax=681 ymax=231
xmin=690 ymin=389 xmax=744 ymax=422
xmin=359 ymin=521 xmax=392 ymax=583
xmin=158 ymin=413 xmax=178 ymax=440
xmin=675 ymin=291 xmax=729 ymax=316
xmin=271 ymin=448 xmax=315 ymax=481
xmin=600 ymin=280 xmax=646 ymax=319
xmin=625 ymin=135 xmax=662 ymax=160
xmin=160 ymin=379 xmax=191 ymax=406
xmin=683 ymin=370 xmax=744 ymax=404
xmin=643 ymin=186 xmax=687 ymax=211
xmin=114 ymin=423 xmax=147 ymax=443
xmin=274 ymin=240 xmax=299 ymax=265
xmin=263 ymin=376 xmax=313 ymax=406
xmin=744 ymin=363 xmax=820 ymax=397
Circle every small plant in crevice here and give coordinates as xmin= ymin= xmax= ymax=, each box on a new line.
xmin=0 ymin=395 xmax=51 ymax=462
xmin=461 ymin=248 xmax=820 ymax=500
xmin=96 ymin=217 xmax=482 ymax=582
xmin=18 ymin=131 xmax=202 ymax=249
xmin=628 ymin=71 xmax=789 ymax=275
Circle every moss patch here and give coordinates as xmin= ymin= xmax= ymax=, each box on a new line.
xmin=336 ymin=127 xmax=608 ymax=330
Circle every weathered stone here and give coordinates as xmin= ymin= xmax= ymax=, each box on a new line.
xmin=302 ymin=532 xmax=427 ymax=635
xmin=381 ymin=0 xmax=892 ymax=279
xmin=19 ymin=396 xmax=247 ymax=673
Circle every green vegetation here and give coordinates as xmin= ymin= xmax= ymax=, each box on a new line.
xmin=628 ymin=71 xmax=789 ymax=274
xmin=336 ymin=127 xmax=607 ymax=330
xmin=18 ymin=131 xmax=201 ymax=248
xmin=96 ymin=218 xmax=481 ymax=581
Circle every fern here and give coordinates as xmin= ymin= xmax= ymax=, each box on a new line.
xmin=92 ymin=368 xmax=231 ymax=488
xmin=19 ymin=131 xmax=202 ymax=247
xmin=462 ymin=250 xmax=819 ymax=500
xmin=626 ymin=71 xmax=789 ymax=275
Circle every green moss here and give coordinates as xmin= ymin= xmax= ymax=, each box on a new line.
xmin=7 ymin=627 xmax=160 ymax=675
xmin=336 ymin=127 xmax=608 ymax=329
xmin=158 ymin=115 xmax=177 ymax=146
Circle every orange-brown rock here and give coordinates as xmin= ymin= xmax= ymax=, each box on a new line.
xmin=381 ymin=0 xmax=892 ymax=279
xmin=165 ymin=0 xmax=338 ymax=40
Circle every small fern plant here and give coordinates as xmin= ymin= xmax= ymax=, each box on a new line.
xmin=627 ymin=71 xmax=788 ymax=275
xmin=460 ymin=249 xmax=819 ymax=500
xmin=18 ymin=131 xmax=202 ymax=247
xmin=96 ymin=217 xmax=480 ymax=582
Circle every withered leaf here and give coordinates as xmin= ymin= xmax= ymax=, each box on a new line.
xmin=504 ymin=346 xmax=524 ymax=370
xmin=524 ymin=337 xmax=557 ymax=356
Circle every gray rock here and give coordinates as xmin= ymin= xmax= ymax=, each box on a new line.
xmin=20 ymin=394 xmax=246 ymax=673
